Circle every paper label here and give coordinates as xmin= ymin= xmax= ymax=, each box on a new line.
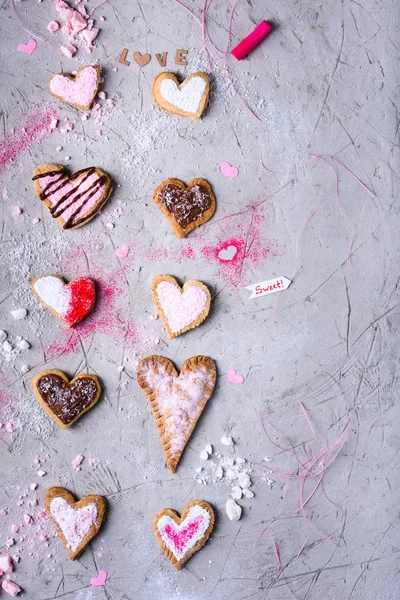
xmin=246 ymin=276 xmax=291 ymax=299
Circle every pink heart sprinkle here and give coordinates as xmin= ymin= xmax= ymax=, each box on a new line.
xmin=227 ymin=368 xmax=244 ymax=384
xmin=115 ymin=245 xmax=130 ymax=258
xmin=91 ymin=570 xmax=107 ymax=587
xmin=17 ymin=39 xmax=37 ymax=55
xmin=220 ymin=161 xmax=239 ymax=178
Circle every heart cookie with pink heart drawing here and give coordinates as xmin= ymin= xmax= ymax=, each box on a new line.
xmin=48 ymin=65 xmax=100 ymax=110
xmin=152 ymin=275 xmax=211 ymax=338
xmin=154 ymin=500 xmax=215 ymax=570
xmin=45 ymin=487 xmax=106 ymax=560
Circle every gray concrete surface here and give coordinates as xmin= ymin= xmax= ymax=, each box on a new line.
xmin=0 ymin=0 xmax=399 ymax=598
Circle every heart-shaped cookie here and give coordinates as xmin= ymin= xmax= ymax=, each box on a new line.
xmin=45 ymin=487 xmax=106 ymax=560
xmin=32 ymin=369 xmax=102 ymax=429
xmin=32 ymin=163 xmax=113 ymax=230
xmin=137 ymin=356 xmax=217 ymax=472
xmin=152 ymin=72 xmax=210 ymax=119
xmin=154 ymin=500 xmax=215 ymax=570
xmin=152 ymin=275 xmax=211 ymax=338
xmin=49 ymin=65 xmax=100 ymax=110
xmin=32 ymin=275 xmax=95 ymax=327
xmin=153 ymin=178 xmax=216 ymax=238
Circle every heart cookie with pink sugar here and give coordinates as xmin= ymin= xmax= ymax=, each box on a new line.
xmin=154 ymin=500 xmax=215 ymax=569
xmin=152 ymin=275 xmax=211 ymax=339
xmin=32 ymin=275 xmax=95 ymax=327
xmin=49 ymin=65 xmax=100 ymax=110
xmin=45 ymin=487 xmax=106 ymax=560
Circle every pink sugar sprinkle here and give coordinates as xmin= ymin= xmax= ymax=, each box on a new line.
xmin=39 ymin=535 xmax=48 ymax=542
xmin=23 ymin=514 xmax=33 ymax=524
xmin=47 ymin=21 xmax=60 ymax=32
xmin=115 ymin=244 xmax=130 ymax=258
xmin=0 ymin=107 xmax=58 ymax=175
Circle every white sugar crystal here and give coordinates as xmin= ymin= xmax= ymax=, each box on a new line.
xmin=215 ymin=466 xmax=223 ymax=480
xmin=226 ymin=469 xmax=238 ymax=481
xmin=199 ymin=449 xmax=209 ymax=460
xmin=236 ymin=457 xmax=246 ymax=465
xmin=204 ymin=444 xmax=213 ymax=454
xmin=17 ymin=339 xmax=30 ymax=350
xmin=2 ymin=340 xmax=12 ymax=353
xmin=20 ymin=365 xmax=30 ymax=374
xmin=231 ymin=485 xmax=242 ymax=500
xmin=243 ymin=488 xmax=254 ymax=499
xmin=0 ymin=330 xmax=7 ymax=342
xmin=226 ymin=498 xmax=242 ymax=521
xmin=225 ymin=457 xmax=234 ymax=467
xmin=238 ymin=472 xmax=251 ymax=489
xmin=221 ymin=435 xmax=234 ymax=446
xmin=11 ymin=308 xmax=27 ymax=320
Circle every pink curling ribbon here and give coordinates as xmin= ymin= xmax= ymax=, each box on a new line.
xmin=231 ymin=20 xmax=272 ymax=60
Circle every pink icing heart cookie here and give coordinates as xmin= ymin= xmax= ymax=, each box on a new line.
xmin=49 ymin=65 xmax=100 ymax=110
xmin=45 ymin=487 xmax=106 ymax=560
xmin=32 ymin=163 xmax=113 ymax=230
xmin=154 ymin=500 xmax=215 ymax=570
xmin=152 ymin=275 xmax=211 ymax=339
xmin=137 ymin=355 xmax=217 ymax=473
xmin=32 ymin=275 xmax=95 ymax=327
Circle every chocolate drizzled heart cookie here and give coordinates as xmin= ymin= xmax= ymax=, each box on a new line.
xmin=154 ymin=500 xmax=215 ymax=570
xmin=45 ymin=487 xmax=106 ymax=560
xmin=32 ymin=370 xmax=101 ymax=429
xmin=32 ymin=163 xmax=113 ymax=230
xmin=153 ymin=178 xmax=216 ymax=238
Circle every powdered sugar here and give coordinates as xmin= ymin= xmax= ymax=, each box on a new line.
xmin=49 ymin=497 xmax=97 ymax=552
xmin=159 ymin=76 xmax=207 ymax=114
xmin=155 ymin=281 xmax=208 ymax=334
xmin=33 ymin=276 xmax=70 ymax=318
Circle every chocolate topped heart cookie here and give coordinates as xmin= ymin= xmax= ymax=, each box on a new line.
xmin=153 ymin=178 xmax=216 ymax=238
xmin=32 ymin=370 xmax=101 ymax=429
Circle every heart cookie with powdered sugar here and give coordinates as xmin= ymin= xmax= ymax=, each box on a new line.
xmin=154 ymin=500 xmax=215 ymax=569
xmin=137 ymin=355 xmax=217 ymax=472
xmin=49 ymin=65 xmax=100 ymax=110
xmin=152 ymin=72 xmax=210 ymax=119
xmin=45 ymin=487 xmax=106 ymax=560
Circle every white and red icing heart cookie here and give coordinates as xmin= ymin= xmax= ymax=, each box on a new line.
xmin=154 ymin=500 xmax=215 ymax=570
xmin=32 ymin=163 xmax=113 ymax=230
xmin=137 ymin=356 xmax=217 ymax=473
xmin=32 ymin=275 xmax=95 ymax=327
xmin=45 ymin=487 xmax=106 ymax=560
xmin=152 ymin=72 xmax=210 ymax=120
xmin=152 ymin=275 xmax=211 ymax=339
xmin=49 ymin=65 xmax=100 ymax=110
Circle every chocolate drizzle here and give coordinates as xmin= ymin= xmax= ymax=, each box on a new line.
xmin=36 ymin=374 xmax=100 ymax=425
xmin=157 ymin=183 xmax=212 ymax=230
xmin=32 ymin=167 xmax=112 ymax=229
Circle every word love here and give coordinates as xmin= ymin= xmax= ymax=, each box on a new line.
xmin=246 ymin=276 xmax=291 ymax=299
xmin=119 ymin=48 xmax=189 ymax=68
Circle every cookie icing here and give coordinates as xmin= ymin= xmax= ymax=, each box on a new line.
xmin=157 ymin=183 xmax=212 ymax=231
xmin=139 ymin=360 xmax=215 ymax=459
xmin=33 ymin=167 xmax=111 ymax=229
xmin=159 ymin=76 xmax=207 ymax=113
xmin=156 ymin=505 xmax=211 ymax=561
xmin=36 ymin=373 xmax=99 ymax=425
xmin=33 ymin=276 xmax=95 ymax=327
xmin=155 ymin=280 xmax=208 ymax=334
xmin=50 ymin=497 xmax=98 ymax=551
xmin=49 ymin=65 xmax=99 ymax=109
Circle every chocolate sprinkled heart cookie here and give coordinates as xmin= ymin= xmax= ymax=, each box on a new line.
xmin=45 ymin=487 xmax=106 ymax=560
xmin=154 ymin=500 xmax=215 ymax=570
xmin=137 ymin=355 xmax=217 ymax=472
xmin=153 ymin=178 xmax=216 ymax=238
xmin=32 ymin=163 xmax=113 ymax=230
xmin=32 ymin=369 xmax=101 ymax=429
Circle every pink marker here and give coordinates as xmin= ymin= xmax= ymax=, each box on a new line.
xmin=231 ymin=20 xmax=272 ymax=60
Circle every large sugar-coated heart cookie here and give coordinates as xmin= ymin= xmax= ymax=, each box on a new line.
xmin=137 ymin=356 xmax=217 ymax=472
xmin=45 ymin=487 xmax=106 ymax=560
xmin=154 ymin=500 xmax=215 ymax=570
xmin=152 ymin=72 xmax=210 ymax=120
xmin=32 ymin=369 xmax=102 ymax=429
xmin=32 ymin=163 xmax=113 ymax=230
xmin=32 ymin=275 xmax=95 ymax=327
xmin=152 ymin=275 xmax=211 ymax=338
xmin=49 ymin=65 xmax=100 ymax=110
xmin=153 ymin=178 xmax=216 ymax=238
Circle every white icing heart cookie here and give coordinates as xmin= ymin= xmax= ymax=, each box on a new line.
xmin=45 ymin=487 xmax=106 ymax=560
xmin=154 ymin=500 xmax=215 ymax=570
xmin=152 ymin=275 xmax=211 ymax=338
xmin=49 ymin=65 xmax=100 ymax=110
xmin=152 ymin=72 xmax=210 ymax=119
xmin=137 ymin=355 xmax=217 ymax=472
